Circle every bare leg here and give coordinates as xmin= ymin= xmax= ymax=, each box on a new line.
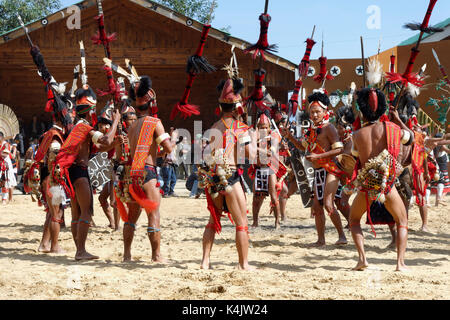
xmin=99 ymin=183 xmax=114 ymax=228
xmin=336 ymin=193 xmax=350 ymax=227
xmin=38 ymin=212 xmax=51 ymax=252
xmin=388 ymin=224 xmax=396 ymax=249
xmin=143 ymin=179 xmax=165 ymax=263
xmin=349 ymin=191 xmax=370 ymax=270
xmin=268 ymin=174 xmax=281 ymax=229
xmin=73 ymin=177 xmax=98 ymax=261
xmin=279 ymin=182 xmax=289 ymax=222
xmin=251 ymin=194 xmax=264 ymax=227
xmin=201 ymin=216 xmax=216 ymax=270
xmin=323 ymin=174 xmax=347 ymax=245
xmin=383 ymin=186 xmax=408 ymax=271
xmin=201 ymin=194 xmax=224 ymax=269
xmin=225 ymin=183 xmax=254 ymax=271
xmin=122 ymin=202 xmax=141 ymax=262
xmin=312 ymin=196 xmax=326 ymax=247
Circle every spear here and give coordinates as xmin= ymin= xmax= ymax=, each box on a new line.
xmin=360 ymin=36 xmax=366 ymax=88
xmin=91 ymin=0 xmax=117 ymax=60
xmin=388 ymin=0 xmax=443 ymax=108
xmin=432 ymin=48 xmax=450 ymax=86
xmin=17 ymin=15 xmax=34 ymax=47
xmin=79 ymin=41 xmax=88 ymax=86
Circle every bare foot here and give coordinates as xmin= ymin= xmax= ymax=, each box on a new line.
xmin=152 ymin=255 xmax=168 ymax=264
xmin=387 ymin=241 xmax=396 ymax=249
xmin=123 ymin=254 xmax=132 ymax=262
xmin=309 ymin=241 xmax=325 ymax=248
xmin=50 ymin=247 xmax=65 ymax=254
xmin=275 ymin=222 xmax=281 ymax=230
xmin=420 ymin=225 xmax=429 ymax=232
xmin=238 ymin=263 xmax=256 ymax=271
xmin=200 ymin=262 xmax=212 ymax=270
xmin=352 ymin=260 xmax=369 ymax=271
xmin=38 ymin=246 xmax=51 ymax=253
xmin=251 ymin=222 xmax=258 ymax=228
xmin=335 ymin=237 xmax=348 ymax=245
xmin=75 ymin=251 xmax=99 ymax=261
xmin=396 ymin=264 xmax=409 ymax=272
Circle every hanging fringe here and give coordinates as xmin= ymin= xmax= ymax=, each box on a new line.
xmin=298 ymin=38 xmax=316 ymax=77
xmin=313 ymin=56 xmax=334 ymax=83
xmin=171 ymin=73 xmax=200 ymax=120
xmin=244 ymin=14 xmax=278 ymax=60
xmin=129 ymin=183 xmax=158 ymax=214
xmin=114 ymin=188 xmax=129 ymax=222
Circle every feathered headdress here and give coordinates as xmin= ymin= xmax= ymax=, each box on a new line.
xmin=366 ymin=58 xmax=384 ymax=87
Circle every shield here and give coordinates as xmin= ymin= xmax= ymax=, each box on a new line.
xmin=88 ymin=152 xmax=113 ymax=189
xmin=289 ymin=148 xmax=314 ymax=208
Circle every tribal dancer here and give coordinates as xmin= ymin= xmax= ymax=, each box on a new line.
xmin=349 ymin=88 xmax=414 ymax=271
xmin=21 ymin=44 xmax=74 ymax=253
xmin=0 ymin=133 xmax=16 ymax=205
xmin=115 ymin=76 xmax=174 ymax=262
xmin=52 ymin=85 xmax=121 ymax=261
xmin=29 ymin=114 xmax=71 ymax=253
xmin=249 ymin=113 xmax=283 ymax=229
xmin=111 ymin=104 xmax=136 ymax=231
xmin=199 ymin=77 xmax=257 ymax=270
xmin=95 ymin=103 xmax=117 ymax=229
xmin=280 ymin=90 xmax=347 ymax=246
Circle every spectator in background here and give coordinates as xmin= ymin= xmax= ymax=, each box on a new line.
xmin=161 ymin=127 xmax=179 ymax=197
xmin=177 ymin=136 xmax=191 ymax=179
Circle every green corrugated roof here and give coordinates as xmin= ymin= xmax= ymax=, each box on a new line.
xmin=399 ymin=17 xmax=450 ymax=46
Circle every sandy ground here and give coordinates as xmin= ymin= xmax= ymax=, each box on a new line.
xmin=0 ymin=183 xmax=448 ymax=300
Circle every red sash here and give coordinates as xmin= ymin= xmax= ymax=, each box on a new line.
xmin=117 ymin=117 xmax=159 ymax=216
xmin=52 ymin=122 xmax=93 ymax=199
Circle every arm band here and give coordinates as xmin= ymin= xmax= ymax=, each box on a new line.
xmin=331 ymin=142 xmax=344 ymax=150
xmin=156 ymin=133 xmax=170 ymax=145
xmin=401 ymin=130 xmax=412 ymax=146
xmin=92 ymin=131 xmax=104 ymax=144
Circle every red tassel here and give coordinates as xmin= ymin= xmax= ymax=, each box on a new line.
xmin=205 ymin=189 xmax=223 ymax=234
xmin=244 ymin=14 xmax=278 ymax=60
xmin=379 ymin=114 xmax=390 ymax=122
xmin=215 ymin=106 xmax=221 ymax=116
xmin=299 ymin=38 xmax=316 ymax=77
xmin=289 ymin=79 xmax=303 ymax=115
xmin=313 ymin=56 xmax=334 ymax=83
xmin=171 ymin=73 xmax=200 ymax=120
xmin=129 ymin=183 xmax=158 ymax=214
xmin=114 ymin=189 xmax=129 ymax=222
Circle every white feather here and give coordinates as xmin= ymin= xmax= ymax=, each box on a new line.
xmin=366 ymin=58 xmax=383 ymax=86
xmin=49 ymin=186 xmax=64 ymax=206
xmin=407 ymin=82 xmax=421 ymax=98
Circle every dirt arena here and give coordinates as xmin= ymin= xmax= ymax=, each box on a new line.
xmin=0 ymin=185 xmax=448 ymax=300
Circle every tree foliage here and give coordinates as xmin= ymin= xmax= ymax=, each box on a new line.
xmin=0 ymin=0 xmax=62 ymax=34
xmin=154 ymin=0 xmax=217 ymax=24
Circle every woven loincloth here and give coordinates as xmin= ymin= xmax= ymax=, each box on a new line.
xmin=356 ymin=149 xmax=402 ymax=202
